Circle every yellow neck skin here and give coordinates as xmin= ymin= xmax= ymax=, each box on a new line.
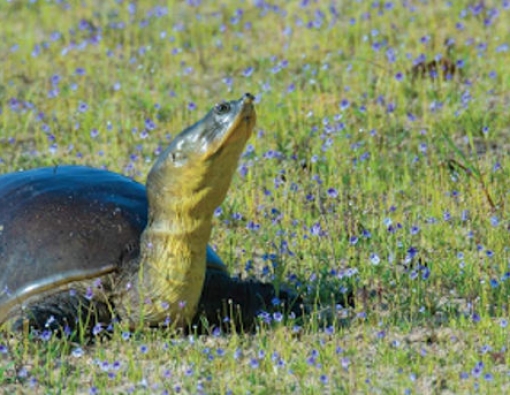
xmin=134 ymin=187 xmax=213 ymax=327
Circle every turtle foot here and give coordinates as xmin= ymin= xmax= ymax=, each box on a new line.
xmin=193 ymin=269 xmax=303 ymax=333
xmin=10 ymin=291 xmax=114 ymax=340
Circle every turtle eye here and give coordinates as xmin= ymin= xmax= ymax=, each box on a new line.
xmin=214 ymin=102 xmax=230 ymax=114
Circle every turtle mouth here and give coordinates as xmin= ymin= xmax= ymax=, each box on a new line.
xmin=240 ymin=92 xmax=255 ymax=122
xmin=241 ymin=95 xmax=256 ymax=129
xmin=219 ymin=93 xmax=256 ymax=146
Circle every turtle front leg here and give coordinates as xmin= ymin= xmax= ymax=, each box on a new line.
xmin=11 ymin=291 xmax=114 ymax=338
xmin=193 ymin=269 xmax=303 ymax=332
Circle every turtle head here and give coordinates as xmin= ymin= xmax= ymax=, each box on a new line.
xmin=147 ymin=93 xmax=256 ymax=214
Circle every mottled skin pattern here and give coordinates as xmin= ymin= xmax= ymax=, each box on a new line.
xmin=0 ymin=94 xmax=295 ymax=334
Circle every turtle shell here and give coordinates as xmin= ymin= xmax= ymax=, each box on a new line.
xmin=0 ymin=165 xmax=226 ymax=324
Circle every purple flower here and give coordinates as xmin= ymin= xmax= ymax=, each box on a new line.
xmin=472 ymin=363 xmax=483 ymax=378
xmin=480 ymin=345 xmax=492 ymax=354
xmin=242 ymin=66 xmax=254 ymax=77
xmin=50 ymin=74 xmax=60 ymax=85
xmin=370 ymin=253 xmax=380 ymax=265
xmin=78 ymin=102 xmax=88 ymax=113
xmin=339 ymin=99 xmax=350 ymax=110
xmin=92 ymin=323 xmax=103 ymax=336
xmin=341 ymin=357 xmax=350 ymax=370
xmin=45 ymin=315 xmax=55 ymax=328
xmin=85 ymin=287 xmax=93 ymax=300
xmin=39 ymin=329 xmax=52 ymax=341
xmin=362 ymin=229 xmax=371 ymax=238
xmin=386 ymin=48 xmax=396 ymax=62
xmin=145 ymin=118 xmax=156 ymax=130
xmin=443 ymin=211 xmax=451 ymax=221
xmin=258 ymin=311 xmax=271 ymax=324
xmin=48 ymin=89 xmax=59 ymax=98
xmin=407 ymin=246 xmax=418 ymax=259
xmin=238 ymin=164 xmax=248 ymax=178
xmin=461 ymin=210 xmax=469 ymax=221
xmin=72 ymin=347 xmax=84 ymax=358
xmin=310 ymin=222 xmax=322 ymax=236
xmin=496 ymin=43 xmax=509 ymax=53
xmin=421 ymin=267 xmax=430 ymax=280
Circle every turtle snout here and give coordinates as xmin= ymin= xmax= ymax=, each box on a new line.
xmin=243 ymin=92 xmax=255 ymax=103
xmin=240 ymin=93 xmax=256 ymax=124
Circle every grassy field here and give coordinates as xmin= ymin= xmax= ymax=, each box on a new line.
xmin=1 ymin=0 xmax=510 ymax=393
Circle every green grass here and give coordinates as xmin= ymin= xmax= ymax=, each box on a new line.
xmin=1 ymin=0 xmax=510 ymax=393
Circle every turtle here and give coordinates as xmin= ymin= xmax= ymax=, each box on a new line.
xmin=0 ymin=93 xmax=298 ymax=335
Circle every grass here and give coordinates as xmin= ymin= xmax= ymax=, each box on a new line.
xmin=1 ymin=0 xmax=510 ymax=393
